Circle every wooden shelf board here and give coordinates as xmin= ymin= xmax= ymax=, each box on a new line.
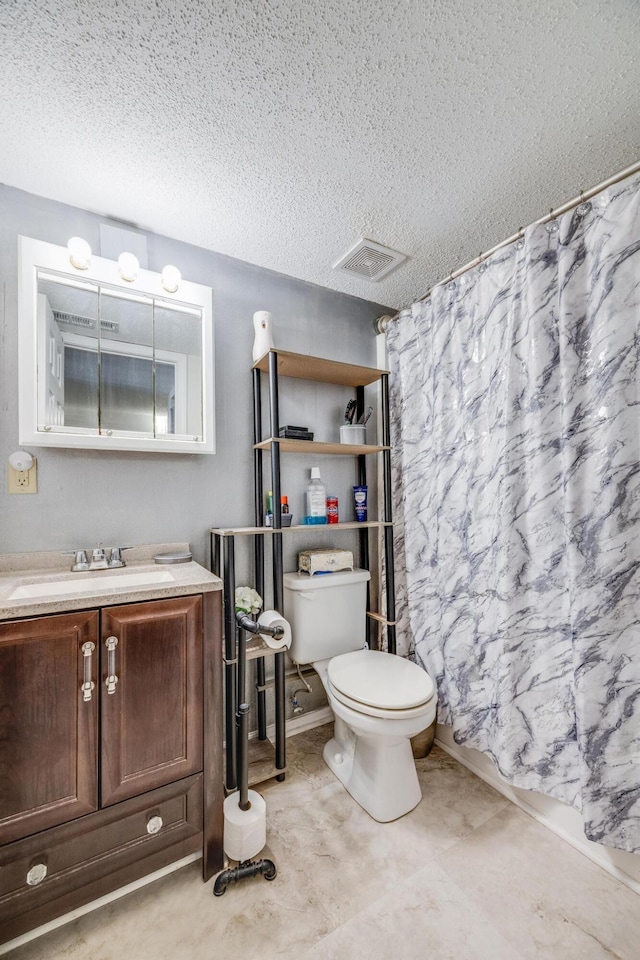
xmin=211 ymin=520 xmax=392 ymax=537
xmin=253 ymin=350 xmax=388 ymax=387
xmin=245 ymin=633 xmax=287 ymax=660
xmin=247 ymin=737 xmax=284 ymax=787
xmin=222 ymin=737 xmax=284 ymax=789
xmin=254 ymin=437 xmax=389 ymax=455
xmin=366 ymin=611 xmax=397 ymax=626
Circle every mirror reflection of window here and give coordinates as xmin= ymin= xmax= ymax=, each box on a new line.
xmin=36 ymin=273 xmax=202 ymax=439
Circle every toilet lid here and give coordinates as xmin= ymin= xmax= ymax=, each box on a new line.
xmin=327 ymin=650 xmax=434 ymax=710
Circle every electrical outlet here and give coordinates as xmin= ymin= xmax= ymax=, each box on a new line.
xmin=8 ymin=459 xmax=37 ymax=494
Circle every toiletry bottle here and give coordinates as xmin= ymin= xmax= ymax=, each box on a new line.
xmin=280 ymin=496 xmax=289 ymax=514
xmin=353 ymin=485 xmax=368 ymax=522
xmin=306 ymin=467 xmax=327 ymax=522
xmin=265 ymin=490 xmax=273 ymax=527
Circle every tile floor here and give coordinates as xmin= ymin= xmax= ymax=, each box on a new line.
xmin=7 ymin=724 xmax=640 ymax=960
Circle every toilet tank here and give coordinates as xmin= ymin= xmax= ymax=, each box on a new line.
xmin=283 ymin=568 xmax=371 ymax=665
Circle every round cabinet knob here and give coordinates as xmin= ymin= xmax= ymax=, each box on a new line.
xmin=26 ymin=863 xmax=47 ymax=886
xmin=146 ymin=815 xmax=163 ymax=835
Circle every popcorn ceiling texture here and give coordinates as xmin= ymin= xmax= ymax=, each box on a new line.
xmin=1 ymin=0 xmax=639 ymax=308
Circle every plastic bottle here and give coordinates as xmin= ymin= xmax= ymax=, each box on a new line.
xmin=306 ymin=467 xmax=327 ymax=523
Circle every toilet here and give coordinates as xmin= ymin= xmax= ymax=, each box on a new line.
xmin=283 ymin=569 xmax=436 ymax=822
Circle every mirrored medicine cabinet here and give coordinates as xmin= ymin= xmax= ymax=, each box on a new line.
xmin=18 ymin=236 xmax=215 ymax=453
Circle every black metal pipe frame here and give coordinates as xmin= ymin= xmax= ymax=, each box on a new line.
xmin=236 ymin=619 xmax=250 ymax=811
xmin=213 ymin=857 xmax=277 ymax=896
xmin=355 ymin=385 xmax=371 ymax=645
xmin=213 ymin=613 xmax=285 ymax=895
xmin=222 ymin=536 xmax=238 ymax=791
xmin=235 ymin=612 xmax=285 ymax=810
xmin=252 ymin=368 xmax=268 ymax=741
xmin=381 ymin=374 xmax=396 ymax=655
xmin=268 ymin=352 xmax=286 ymax=779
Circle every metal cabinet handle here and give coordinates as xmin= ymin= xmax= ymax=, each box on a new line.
xmin=81 ymin=641 xmax=96 ymax=702
xmin=146 ymin=815 xmax=163 ymax=835
xmin=26 ymin=863 xmax=47 ymax=886
xmin=105 ymin=636 xmax=119 ymax=694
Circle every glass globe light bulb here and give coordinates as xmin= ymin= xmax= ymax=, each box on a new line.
xmin=161 ymin=265 xmax=181 ymax=293
xmin=67 ymin=236 xmax=91 ymax=270
xmin=118 ymin=252 xmax=139 ymax=282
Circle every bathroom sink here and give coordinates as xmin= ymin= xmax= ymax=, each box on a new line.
xmin=8 ymin=568 xmax=175 ymax=601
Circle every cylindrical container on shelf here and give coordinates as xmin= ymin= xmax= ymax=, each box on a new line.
xmin=340 ymin=424 xmax=366 ymax=445
xmin=327 ymin=496 xmax=339 ymax=523
xmin=353 ymin=485 xmax=368 ymax=522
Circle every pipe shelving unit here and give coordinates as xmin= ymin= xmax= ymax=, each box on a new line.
xmin=210 ymin=348 xmax=396 ymax=791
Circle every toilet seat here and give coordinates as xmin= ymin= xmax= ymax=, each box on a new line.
xmin=327 ymin=649 xmax=434 ymax=720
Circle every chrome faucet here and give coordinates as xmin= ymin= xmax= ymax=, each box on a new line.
xmin=90 ymin=548 xmax=108 ymax=569
xmin=69 ymin=550 xmax=89 ymax=572
xmin=107 ymin=547 xmax=126 ymax=568
xmin=67 ymin=547 xmax=130 ymax=571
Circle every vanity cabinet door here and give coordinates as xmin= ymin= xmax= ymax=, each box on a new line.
xmin=100 ymin=596 xmax=203 ymax=806
xmin=0 ymin=612 xmax=99 ymax=845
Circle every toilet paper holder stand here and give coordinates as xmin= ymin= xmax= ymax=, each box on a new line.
xmin=213 ymin=611 xmax=282 ymax=896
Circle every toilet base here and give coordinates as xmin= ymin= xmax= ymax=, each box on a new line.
xmin=323 ymin=718 xmax=422 ymax=822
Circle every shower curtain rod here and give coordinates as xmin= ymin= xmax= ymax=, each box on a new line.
xmin=375 ymin=158 xmax=640 ymax=334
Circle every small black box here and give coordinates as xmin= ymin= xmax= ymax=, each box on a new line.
xmin=279 ymin=425 xmax=314 ymax=440
xmin=279 ymin=425 xmax=309 ymax=435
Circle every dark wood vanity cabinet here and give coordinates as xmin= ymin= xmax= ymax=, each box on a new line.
xmin=0 ymin=610 xmax=99 ymax=845
xmin=0 ymin=591 xmax=223 ymax=945
xmin=100 ymin=596 xmax=203 ymax=806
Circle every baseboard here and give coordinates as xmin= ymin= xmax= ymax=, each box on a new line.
xmin=0 ymin=852 xmax=201 ymax=957
xmin=435 ymin=726 xmax=640 ymax=895
xmin=264 ymin=705 xmax=333 ymax=741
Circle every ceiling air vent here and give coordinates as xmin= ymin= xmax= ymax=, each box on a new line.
xmin=333 ymin=238 xmax=407 ymax=282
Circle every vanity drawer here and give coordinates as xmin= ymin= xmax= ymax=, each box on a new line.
xmin=0 ymin=774 xmax=202 ymax=944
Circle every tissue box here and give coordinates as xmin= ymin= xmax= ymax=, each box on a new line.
xmin=298 ymin=548 xmax=354 ymax=575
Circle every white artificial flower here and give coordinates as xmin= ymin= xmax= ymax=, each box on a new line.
xmin=235 ymin=586 xmax=263 ymax=615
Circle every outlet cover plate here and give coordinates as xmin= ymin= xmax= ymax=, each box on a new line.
xmin=8 ymin=459 xmax=37 ymax=494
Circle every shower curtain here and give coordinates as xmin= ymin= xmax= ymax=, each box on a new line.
xmin=386 ymin=173 xmax=640 ymax=853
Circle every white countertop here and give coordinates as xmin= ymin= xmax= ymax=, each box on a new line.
xmin=0 ymin=542 xmax=222 ymax=620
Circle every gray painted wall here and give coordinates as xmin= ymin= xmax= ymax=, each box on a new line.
xmin=0 ymin=186 xmax=390 ymax=585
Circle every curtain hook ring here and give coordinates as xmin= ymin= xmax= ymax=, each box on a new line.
xmin=577 ymin=190 xmax=592 ymax=217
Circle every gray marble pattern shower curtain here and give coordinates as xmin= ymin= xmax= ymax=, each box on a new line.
xmin=386 ymin=173 xmax=640 ymax=852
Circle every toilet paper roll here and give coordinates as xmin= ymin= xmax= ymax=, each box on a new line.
xmin=223 ymin=790 xmax=266 ymax=862
xmin=257 ymin=610 xmax=292 ymax=650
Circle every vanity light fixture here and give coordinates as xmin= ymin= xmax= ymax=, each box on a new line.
xmin=67 ymin=236 xmax=92 ymax=270
xmin=118 ymin=252 xmax=139 ymax=282
xmin=161 ymin=264 xmax=181 ymax=293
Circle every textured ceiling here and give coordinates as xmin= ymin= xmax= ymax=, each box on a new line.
xmin=1 ymin=0 xmax=639 ymax=310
